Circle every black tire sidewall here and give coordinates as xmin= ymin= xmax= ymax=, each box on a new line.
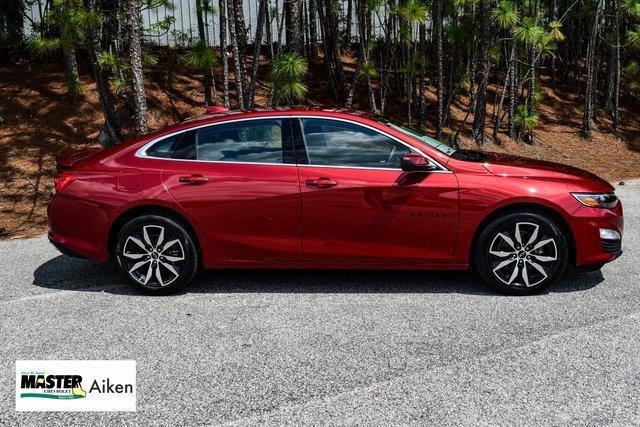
xmin=115 ymin=215 xmax=198 ymax=295
xmin=474 ymin=212 xmax=568 ymax=295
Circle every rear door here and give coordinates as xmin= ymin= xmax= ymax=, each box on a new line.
xmin=293 ymin=117 xmax=459 ymax=263
xmin=161 ymin=117 xmax=302 ymax=261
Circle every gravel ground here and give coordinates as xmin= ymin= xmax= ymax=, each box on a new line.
xmin=0 ymin=180 xmax=638 ymax=426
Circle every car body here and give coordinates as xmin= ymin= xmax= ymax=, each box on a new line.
xmin=48 ymin=108 xmax=623 ymax=294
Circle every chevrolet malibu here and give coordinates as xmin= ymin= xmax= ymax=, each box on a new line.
xmin=48 ymin=108 xmax=623 ymax=295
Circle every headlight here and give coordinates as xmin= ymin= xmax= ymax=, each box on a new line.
xmin=571 ymin=192 xmax=618 ymax=208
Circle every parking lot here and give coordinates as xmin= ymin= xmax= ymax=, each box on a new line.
xmin=1 ymin=180 xmax=638 ymax=425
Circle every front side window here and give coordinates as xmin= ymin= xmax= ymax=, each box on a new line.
xmin=299 ymin=118 xmax=413 ymax=169
xmin=195 ymin=119 xmax=284 ymax=163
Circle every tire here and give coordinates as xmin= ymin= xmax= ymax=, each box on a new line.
xmin=474 ymin=212 xmax=568 ymax=295
xmin=115 ymin=215 xmax=198 ymax=295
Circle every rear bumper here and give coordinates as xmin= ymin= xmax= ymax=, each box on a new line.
xmin=48 ymin=234 xmax=88 ymax=259
xmin=47 ymin=194 xmax=109 ymax=262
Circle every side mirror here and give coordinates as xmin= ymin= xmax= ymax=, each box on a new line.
xmin=400 ymin=154 xmax=438 ymax=172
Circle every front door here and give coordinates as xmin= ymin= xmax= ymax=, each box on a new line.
xmin=294 ymin=117 xmax=459 ymax=263
xmin=162 ymin=117 xmax=302 ymax=261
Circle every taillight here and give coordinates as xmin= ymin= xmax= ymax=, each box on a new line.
xmin=53 ymin=172 xmax=76 ymax=193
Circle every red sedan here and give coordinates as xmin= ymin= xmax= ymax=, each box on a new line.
xmin=48 ymin=108 xmax=623 ymax=295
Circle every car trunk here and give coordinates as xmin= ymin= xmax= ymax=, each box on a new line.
xmin=56 ymin=147 xmax=103 ymax=172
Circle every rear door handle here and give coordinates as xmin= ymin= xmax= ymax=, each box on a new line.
xmin=305 ymin=178 xmax=338 ymax=189
xmin=179 ymin=174 xmax=210 ymax=185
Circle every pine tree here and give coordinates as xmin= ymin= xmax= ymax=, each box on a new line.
xmin=125 ymin=0 xmax=148 ymax=135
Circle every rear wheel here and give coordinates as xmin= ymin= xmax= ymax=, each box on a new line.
xmin=474 ymin=212 xmax=568 ymax=295
xmin=115 ymin=215 xmax=198 ymax=294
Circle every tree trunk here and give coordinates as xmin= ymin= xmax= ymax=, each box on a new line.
xmin=344 ymin=0 xmax=352 ymax=48
xmin=308 ymin=0 xmax=319 ymax=59
xmin=227 ymin=0 xmax=246 ymax=108
xmin=324 ymin=0 xmax=344 ymax=83
xmin=526 ymin=46 xmax=535 ymax=113
xmin=360 ymin=0 xmax=376 ymax=112
xmin=237 ymin=0 xmax=251 ymax=101
xmin=317 ymin=0 xmax=344 ymax=100
xmin=86 ymin=0 xmax=122 ymax=146
xmin=196 ymin=0 xmax=215 ymax=105
xmin=493 ymin=44 xmax=512 ymax=141
xmin=471 ymin=0 xmax=490 ymax=146
xmin=62 ymin=48 xmax=80 ymax=104
xmin=345 ymin=65 xmax=360 ymax=109
xmin=125 ymin=0 xmax=148 ymax=135
xmin=491 ymin=40 xmax=507 ymax=140
xmin=418 ymin=24 xmax=427 ymax=127
xmin=285 ymin=0 xmax=303 ymax=53
xmin=302 ymin=0 xmax=309 ymax=57
xmin=379 ymin=1 xmax=394 ymax=114
xmin=265 ymin=1 xmax=275 ymax=59
xmin=2 ymin=0 xmax=24 ymax=44
xmin=441 ymin=58 xmax=457 ymax=136
xmin=219 ymin=0 xmax=231 ymax=107
xmin=606 ymin=0 xmax=620 ymax=133
xmin=508 ymin=40 xmax=516 ymax=139
xmin=550 ymin=0 xmax=557 ymax=87
xmin=365 ymin=58 xmax=377 ymax=113
xmin=434 ymin=0 xmax=444 ymax=138
xmin=523 ymin=40 xmax=536 ymax=143
xmin=248 ymin=0 xmax=268 ymax=109
xmin=275 ymin=0 xmax=286 ymax=58
xmin=581 ymin=0 xmax=604 ymax=138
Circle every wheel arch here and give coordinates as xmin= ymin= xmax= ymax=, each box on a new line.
xmin=107 ymin=204 xmax=203 ymax=264
xmin=469 ymin=202 xmax=576 ymax=266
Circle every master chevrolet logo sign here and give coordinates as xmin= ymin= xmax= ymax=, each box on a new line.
xmin=16 ymin=360 xmax=136 ymax=411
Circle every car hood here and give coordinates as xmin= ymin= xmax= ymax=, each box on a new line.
xmin=477 ymin=151 xmax=614 ymax=192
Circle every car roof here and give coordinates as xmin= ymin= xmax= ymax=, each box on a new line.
xmin=182 ymin=107 xmax=374 ymax=123
xmin=136 ymin=108 xmax=378 ymax=149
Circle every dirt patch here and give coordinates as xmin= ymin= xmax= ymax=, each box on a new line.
xmin=1 ymin=56 xmax=639 ymax=240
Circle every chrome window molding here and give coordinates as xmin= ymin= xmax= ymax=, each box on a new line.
xmin=135 ymin=114 xmax=451 ymax=173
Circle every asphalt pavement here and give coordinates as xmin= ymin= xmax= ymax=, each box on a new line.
xmin=1 ymin=180 xmax=639 ymax=425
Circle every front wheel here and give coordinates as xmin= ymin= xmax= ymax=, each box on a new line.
xmin=115 ymin=215 xmax=198 ymax=294
xmin=474 ymin=212 xmax=568 ymax=295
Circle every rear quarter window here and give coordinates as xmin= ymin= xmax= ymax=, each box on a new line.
xmin=144 ymin=133 xmax=183 ymax=158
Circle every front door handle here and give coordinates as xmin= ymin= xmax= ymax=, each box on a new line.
xmin=179 ymin=174 xmax=210 ymax=185
xmin=305 ymin=177 xmax=338 ymax=189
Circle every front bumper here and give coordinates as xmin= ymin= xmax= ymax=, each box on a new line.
xmin=571 ymin=203 xmax=623 ymax=267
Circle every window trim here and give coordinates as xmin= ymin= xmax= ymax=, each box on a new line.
xmin=136 ymin=115 xmax=450 ymax=172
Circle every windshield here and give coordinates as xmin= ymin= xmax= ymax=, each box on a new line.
xmin=376 ymin=118 xmax=457 ymax=156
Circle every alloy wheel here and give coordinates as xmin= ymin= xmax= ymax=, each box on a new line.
xmin=488 ymin=222 xmax=558 ymax=288
xmin=119 ymin=224 xmax=186 ymax=288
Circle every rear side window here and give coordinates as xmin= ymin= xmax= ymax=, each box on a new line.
xmin=195 ymin=119 xmax=284 ymax=163
xmin=145 ymin=133 xmax=183 ymax=158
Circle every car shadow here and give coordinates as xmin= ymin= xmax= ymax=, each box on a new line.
xmin=33 ymin=255 xmax=605 ymax=296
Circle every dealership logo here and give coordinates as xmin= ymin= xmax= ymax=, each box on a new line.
xmin=20 ymin=373 xmax=87 ymax=399
xmin=16 ymin=360 xmax=136 ymax=411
